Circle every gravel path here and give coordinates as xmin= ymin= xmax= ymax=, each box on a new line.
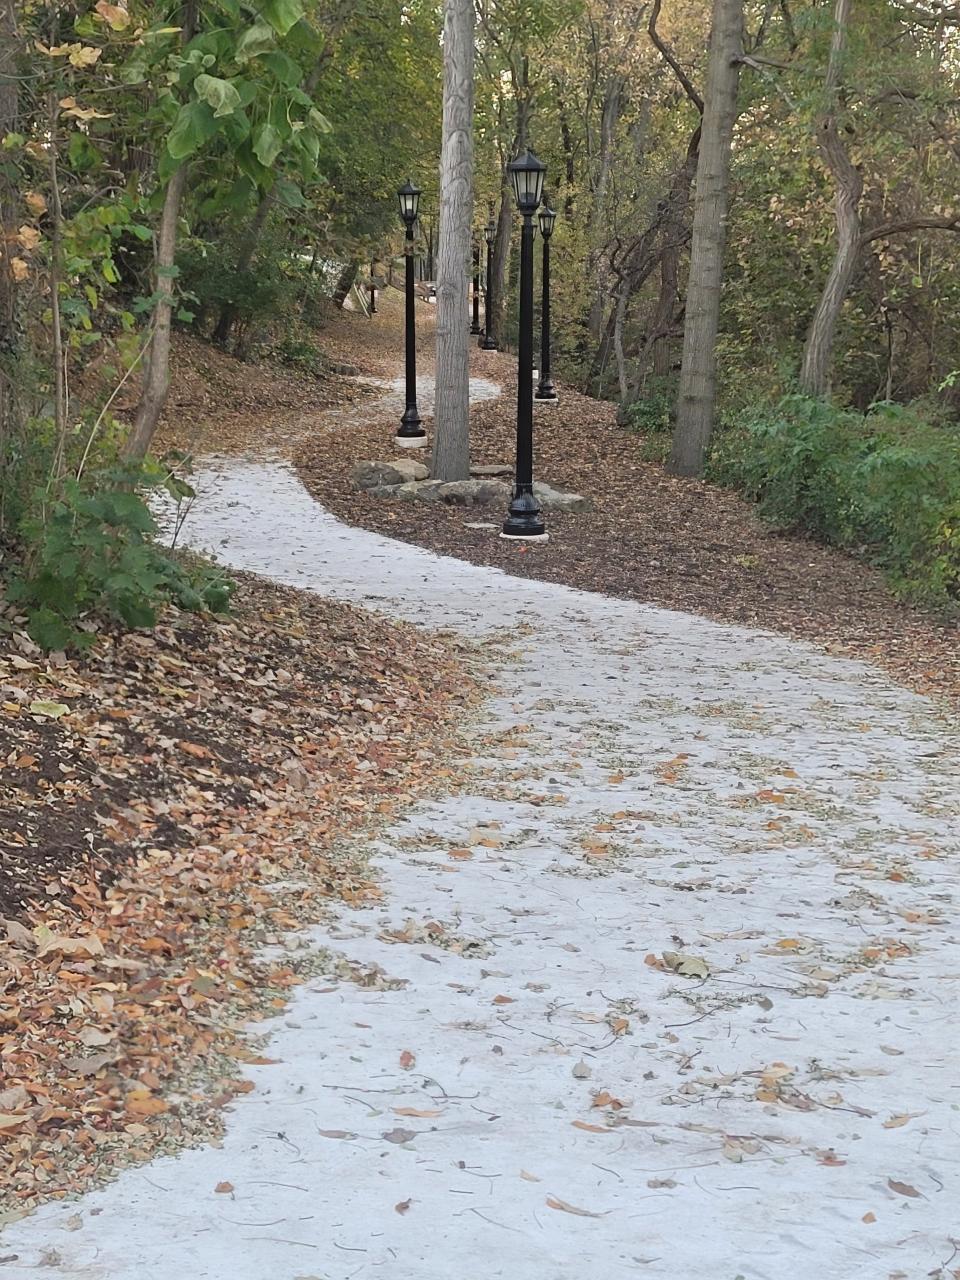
xmin=4 ymin=381 xmax=959 ymax=1280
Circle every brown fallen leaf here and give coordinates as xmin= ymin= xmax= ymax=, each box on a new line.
xmin=572 ymin=1120 xmax=611 ymax=1133
xmin=887 ymin=1178 xmax=922 ymax=1199
xmin=862 ymin=1212 xmax=876 ymax=1224
xmin=492 ymin=994 xmax=515 ymax=1005
xmin=125 ymin=1090 xmax=168 ymax=1117
xmin=394 ymin=1198 xmax=412 ymax=1215
xmin=448 ymin=848 xmax=473 ymax=860
xmin=399 ymin=1050 xmax=415 ymax=1070
xmin=317 ymin=1129 xmax=356 ymax=1140
xmin=546 ymin=1195 xmax=604 ymax=1218
xmin=520 ymin=1169 xmax=541 ymax=1182
xmin=393 ymin=1107 xmax=442 ymax=1118
xmin=215 ymin=1181 xmax=234 ymax=1194
xmin=883 ymin=1113 xmax=921 ymax=1129
xmin=382 ymin=1127 xmax=417 ymax=1144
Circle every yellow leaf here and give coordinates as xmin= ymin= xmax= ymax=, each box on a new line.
xmin=95 ymin=0 xmax=132 ymax=29
xmin=24 ymin=191 xmax=47 ymax=216
xmin=69 ymin=45 xmax=102 ymax=68
xmin=10 ymin=258 xmax=29 ymax=282
xmin=18 ymin=225 xmax=40 ymax=251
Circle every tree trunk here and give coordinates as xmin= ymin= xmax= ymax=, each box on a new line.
xmin=213 ymin=191 xmax=271 ymax=347
xmin=651 ymin=241 xmax=680 ymax=376
xmin=0 ymin=0 xmax=21 ymax=479
xmin=332 ymin=258 xmax=360 ymax=308
xmin=432 ymin=0 xmax=474 ymax=482
xmin=668 ymin=0 xmax=742 ymax=478
xmin=489 ymin=191 xmax=511 ymax=347
xmin=798 ymin=0 xmax=861 ymax=398
xmin=124 ymin=0 xmax=198 ymax=464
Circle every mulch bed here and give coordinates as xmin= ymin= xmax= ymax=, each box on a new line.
xmin=0 ymin=572 xmax=476 ymax=1211
xmin=295 ymin=304 xmax=960 ymax=712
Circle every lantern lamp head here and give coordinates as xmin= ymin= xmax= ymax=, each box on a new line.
xmin=508 ymin=150 xmax=546 ymax=216
xmin=397 ymin=180 xmax=421 ymax=226
xmin=538 ymin=203 xmax=557 ymax=238
xmin=485 ymin=217 xmax=496 ymax=245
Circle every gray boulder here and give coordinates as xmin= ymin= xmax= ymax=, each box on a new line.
xmin=436 ymin=479 xmax=511 ymax=506
xmin=533 ymin=481 xmax=592 ymax=512
xmin=470 ymin=464 xmax=513 ymax=478
xmin=354 ymin=459 xmax=429 ymax=490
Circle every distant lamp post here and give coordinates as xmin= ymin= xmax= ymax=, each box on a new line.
xmin=502 ymin=150 xmax=547 ymax=541
xmin=480 ymin=216 xmax=498 ymax=351
xmin=369 ymin=260 xmax=377 ymax=315
xmin=396 ymin=180 xmax=426 ymax=447
xmin=470 ymin=242 xmax=482 ymax=334
xmin=535 ymin=201 xmax=557 ymax=401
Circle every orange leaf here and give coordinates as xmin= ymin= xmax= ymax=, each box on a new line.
xmin=492 ymin=994 xmax=515 ymax=1005
xmin=215 ymin=1181 xmax=234 ymax=1194
xmin=126 ymin=1090 xmax=168 ymax=1117
xmin=572 ymin=1120 xmax=611 ymax=1133
xmin=399 ymin=1050 xmax=415 ymax=1070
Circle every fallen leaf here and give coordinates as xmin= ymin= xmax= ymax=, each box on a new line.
xmin=382 ymin=1127 xmax=416 ymax=1144
xmin=394 ymin=1198 xmax=412 ymax=1215
xmin=125 ymin=1090 xmax=168 ymax=1117
xmin=546 ymin=1195 xmax=604 ymax=1218
xmin=28 ymin=700 xmax=69 ymax=719
xmin=316 ymin=1129 xmax=356 ymax=1140
xmin=392 ymin=1107 xmax=441 ymax=1118
xmin=215 ymin=1182 xmax=234 ymax=1194
xmin=492 ymin=994 xmax=515 ymax=1005
xmin=862 ymin=1212 xmax=876 ymax=1224
xmin=399 ymin=1050 xmax=415 ymax=1070
xmin=662 ymin=951 xmax=709 ymax=979
xmin=572 ymin=1061 xmax=592 ymax=1079
xmin=646 ymin=1177 xmax=677 ymax=1189
xmin=520 ymin=1169 xmax=541 ymax=1182
xmin=887 ymin=1178 xmax=922 ymax=1199
xmin=882 ymin=1113 xmax=920 ymax=1129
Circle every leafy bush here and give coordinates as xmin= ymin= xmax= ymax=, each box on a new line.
xmin=619 ymin=377 xmax=676 ymax=462
xmin=4 ymin=455 xmax=231 ymax=651
xmin=711 ymin=395 xmax=960 ymax=606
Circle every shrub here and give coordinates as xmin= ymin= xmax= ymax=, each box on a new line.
xmin=3 ymin=448 xmax=231 ymax=651
xmin=711 ymin=395 xmax=960 ymax=607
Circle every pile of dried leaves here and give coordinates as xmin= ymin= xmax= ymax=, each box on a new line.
xmin=295 ymin=302 xmax=960 ymax=711
xmin=0 ymin=572 xmax=476 ymax=1213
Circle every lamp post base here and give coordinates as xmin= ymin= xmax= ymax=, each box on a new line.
xmin=535 ymin=384 xmax=558 ymax=401
xmin=499 ymin=529 xmax=549 ymax=542
xmin=479 ymin=335 xmax=498 ymax=351
xmin=394 ymin=433 xmax=429 ymax=450
xmin=502 ymin=489 xmax=545 ymax=539
xmin=470 ymin=323 xmax=482 ymax=335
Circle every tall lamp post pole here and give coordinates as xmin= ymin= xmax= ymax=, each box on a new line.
xmin=369 ymin=259 xmax=377 ymax=315
xmin=470 ymin=242 xmax=482 ymax=334
xmin=535 ymin=201 xmax=557 ymax=400
xmin=480 ymin=216 xmax=498 ymax=350
xmin=396 ymin=180 xmax=426 ymax=448
xmin=502 ymin=151 xmax=547 ymax=541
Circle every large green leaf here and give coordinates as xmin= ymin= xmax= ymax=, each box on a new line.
xmin=166 ymin=100 xmax=219 ymax=160
xmin=252 ymin=121 xmax=283 ymax=167
xmin=259 ymin=0 xmax=305 ymax=36
xmin=194 ymin=74 xmax=242 ymax=118
xmin=236 ymin=20 xmax=276 ymax=62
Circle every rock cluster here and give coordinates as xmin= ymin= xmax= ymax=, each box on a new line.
xmin=353 ymin=461 xmax=591 ymax=512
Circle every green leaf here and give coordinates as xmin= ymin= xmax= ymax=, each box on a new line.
xmin=194 ymin=74 xmax=242 ymax=118
xmin=259 ymin=0 xmax=305 ymax=36
xmin=260 ymin=50 xmax=302 ymax=87
xmin=167 ymin=100 xmax=219 ymax=160
xmin=236 ymin=19 xmax=276 ymax=61
xmin=308 ymin=106 xmax=331 ymax=133
xmin=252 ymin=121 xmax=283 ymax=167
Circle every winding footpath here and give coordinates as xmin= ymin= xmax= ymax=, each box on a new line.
xmin=4 ymin=377 xmax=960 ymax=1280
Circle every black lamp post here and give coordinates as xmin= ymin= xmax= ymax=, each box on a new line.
xmin=480 ymin=216 xmax=498 ymax=350
xmin=470 ymin=242 xmax=482 ymax=334
xmin=396 ymin=180 xmax=426 ymax=447
xmin=535 ymin=201 xmax=557 ymax=401
xmin=369 ymin=260 xmax=377 ymax=315
xmin=502 ymin=150 xmax=547 ymax=541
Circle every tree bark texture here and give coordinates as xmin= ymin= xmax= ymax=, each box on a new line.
xmin=668 ymin=0 xmax=742 ymax=478
xmin=432 ymin=0 xmax=475 ymax=482
xmin=125 ymin=0 xmax=198 ymax=463
xmin=798 ymin=0 xmax=861 ymax=398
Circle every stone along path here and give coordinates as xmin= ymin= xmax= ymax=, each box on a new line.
xmin=4 ymin=386 xmax=960 ymax=1280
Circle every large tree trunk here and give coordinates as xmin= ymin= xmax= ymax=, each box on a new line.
xmin=0 ymin=0 xmax=21 ymax=478
xmin=798 ymin=0 xmax=861 ymax=398
xmin=668 ymin=0 xmax=742 ymax=478
xmin=124 ymin=0 xmax=198 ymax=463
xmin=432 ymin=0 xmax=474 ymax=482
